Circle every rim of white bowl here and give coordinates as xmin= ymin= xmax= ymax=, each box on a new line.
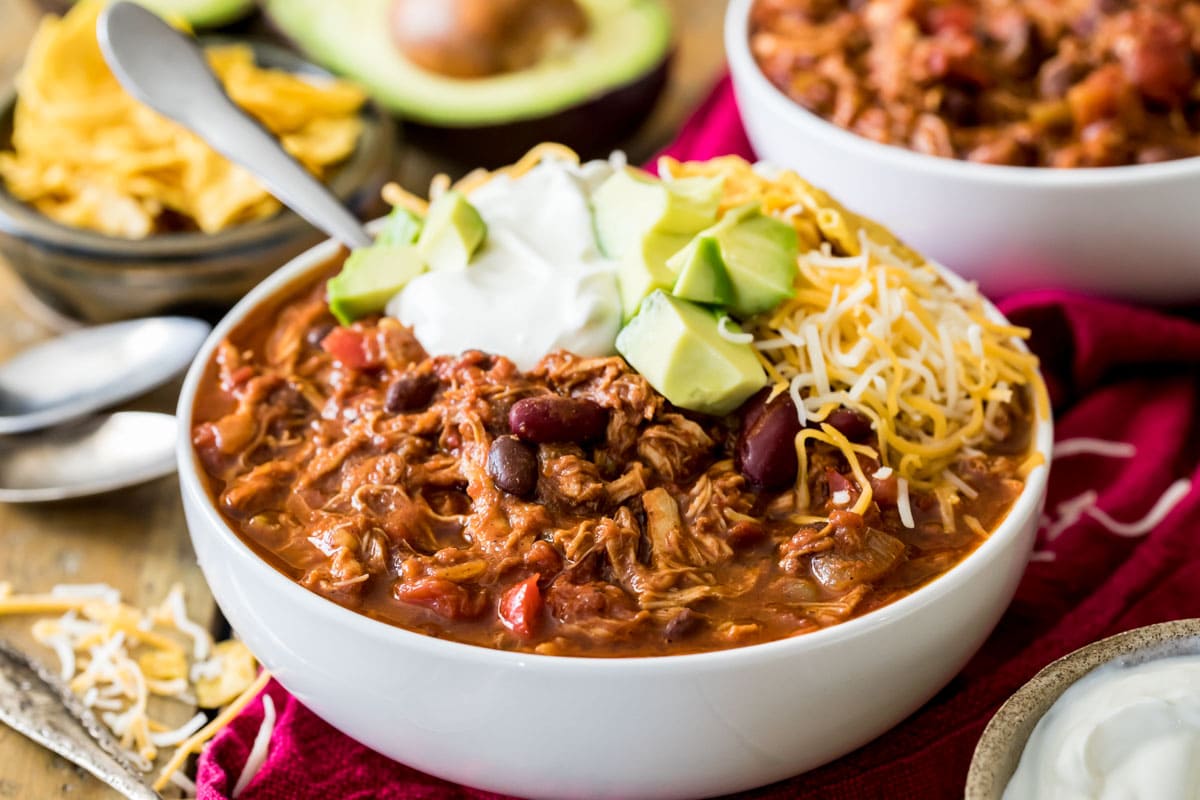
xmin=177 ymin=224 xmax=1053 ymax=673
xmin=725 ymin=0 xmax=1200 ymax=189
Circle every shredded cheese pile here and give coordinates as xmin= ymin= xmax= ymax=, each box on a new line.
xmin=0 ymin=581 xmax=270 ymax=794
xmin=662 ymin=156 xmax=1047 ymax=526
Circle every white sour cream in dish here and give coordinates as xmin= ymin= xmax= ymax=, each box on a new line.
xmin=1005 ymin=655 xmax=1200 ymax=800
xmin=387 ymin=157 xmax=622 ymax=371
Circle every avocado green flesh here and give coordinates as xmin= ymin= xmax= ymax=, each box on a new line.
xmin=616 ymin=290 xmax=767 ymax=416
xmin=669 ymin=236 xmax=734 ymax=306
xmin=377 ymin=206 xmax=424 ymax=246
xmin=593 ymin=169 xmax=723 ymax=258
xmin=718 ymin=212 xmax=800 ymax=318
xmin=687 ymin=205 xmax=799 ymax=319
xmin=327 ymin=245 xmax=426 ymax=325
xmin=416 ymin=191 xmax=487 ymax=272
xmin=91 ymin=0 xmax=255 ymax=27
xmin=616 ymin=232 xmax=690 ymax=320
xmin=262 ymin=0 xmax=672 ymax=126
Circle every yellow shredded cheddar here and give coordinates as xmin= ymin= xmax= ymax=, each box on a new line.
xmin=666 ymin=156 xmax=1043 ymax=520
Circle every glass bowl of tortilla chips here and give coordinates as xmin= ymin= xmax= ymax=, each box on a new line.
xmin=0 ymin=2 xmax=394 ymax=323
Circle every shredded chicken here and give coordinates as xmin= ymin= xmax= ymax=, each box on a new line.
xmin=192 ymin=283 xmax=1032 ymax=656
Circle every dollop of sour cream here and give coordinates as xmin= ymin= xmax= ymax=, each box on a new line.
xmin=1004 ymin=655 xmax=1200 ymax=800
xmin=386 ymin=157 xmax=622 ymax=371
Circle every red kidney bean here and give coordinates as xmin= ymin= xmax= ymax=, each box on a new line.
xmin=663 ymin=608 xmax=702 ymax=643
xmin=508 ymin=395 xmax=608 ymax=444
xmin=735 ymin=389 xmax=802 ymax=489
xmin=739 ymin=387 xmax=772 ymax=433
xmin=487 ymin=435 xmax=539 ymax=498
xmin=305 ymin=322 xmax=335 ymax=349
xmin=939 ymin=85 xmax=980 ymax=127
xmin=385 ymin=371 xmax=439 ymax=413
xmin=870 ymin=470 xmax=899 ymax=506
xmin=726 ymin=520 xmax=767 ymax=549
xmin=824 ymin=407 xmax=873 ymax=442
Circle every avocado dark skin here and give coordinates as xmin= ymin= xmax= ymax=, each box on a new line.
xmin=403 ymin=55 xmax=671 ymax=168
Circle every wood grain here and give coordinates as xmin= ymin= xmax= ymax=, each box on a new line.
xmin=0 ymin=0 xmax=728 ymax=795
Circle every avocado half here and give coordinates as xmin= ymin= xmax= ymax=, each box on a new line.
xmin=262 ymin=0 xmax=673 ymax=164
xmin=35 ymin=0 xmax=256 ymax=28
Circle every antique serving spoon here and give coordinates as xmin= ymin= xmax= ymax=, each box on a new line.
xmin=97 ymin=1 xmax=374 ymax=250
xmin=0 ymin=317 xmax=209 ymax=435
xmin=0 ymin=639 xmax=160 ymax=799
xmin=0 ymin=412 xmax=178 ymax=503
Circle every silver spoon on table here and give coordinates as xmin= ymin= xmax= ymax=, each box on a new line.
xmin=0 ymin=317 xmax=209 ymax=435
xmin=0 ymin=639 xmax=160 ymax=800
xmin=97 ymin=0 xmax=374 ymax=250
xmin=0 ymin=318 xmax=207 ymax=502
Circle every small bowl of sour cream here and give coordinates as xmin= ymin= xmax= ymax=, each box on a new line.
xmin=967 ymin=619 xmax=1200 ymax=799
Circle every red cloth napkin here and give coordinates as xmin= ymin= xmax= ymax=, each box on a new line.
xmin=196 ymin=77 xmax=1200 ymax=800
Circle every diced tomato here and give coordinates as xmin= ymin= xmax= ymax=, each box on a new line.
xmin=394 ymin=578 xmax=481 ymax=619
xmin=927 ymin=4 xmax=975 ymax=35
xmin=192 ymin=423 xmax=224 ymax=474
xmin=498 ymin=576 xmax=543 ymax=639
xmin=321 ymin=327 xmax=377 ymax=370
xmin=825 ymin=467 xmax=855 ymax=497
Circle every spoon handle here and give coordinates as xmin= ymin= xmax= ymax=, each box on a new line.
xmin=97 ymin=2 xmax=373 ymax=250
xmin=179 ymin=89 xmax=373 ymax=249
xmin=0 ymin=639 xmax=161 ymax=800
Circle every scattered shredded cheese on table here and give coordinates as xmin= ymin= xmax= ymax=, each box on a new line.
xmin=0 ymin=581 xmax=270 ymax=796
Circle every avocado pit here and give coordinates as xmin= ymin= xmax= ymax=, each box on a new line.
xmin=389 ymin=0 xmax=589 ymax=79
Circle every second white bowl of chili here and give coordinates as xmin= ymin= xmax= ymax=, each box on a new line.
xmin=727 ymin=0 xmax=1200 ymax=303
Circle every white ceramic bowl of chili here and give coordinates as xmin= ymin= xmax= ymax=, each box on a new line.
xmin=726 ymin=0 xmax=1200 ymax=303
xmin=177 ymin=230 xmax=1054 ymax=800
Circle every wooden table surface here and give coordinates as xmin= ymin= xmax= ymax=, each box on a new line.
xmin=0 ymin=0 xmax=727 ymax=795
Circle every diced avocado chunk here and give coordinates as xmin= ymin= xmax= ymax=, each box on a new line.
xmin=616 ymin=232 xmax=690 ymax=321
xmin=415 ymin=190 xmax=486 ymax=271
xmin=376 ymin=205 xmax=424 ymax=246
xmin=616 ymin=290 xmax=767 ymax=416
xmin=695 ymin=204 xmax=799 ymax=319
xmin=592 ymin=168 xmax=723 ymax=258
xmin=668 ymin=235 xmax=733 ymax=306
xmin=327 ymin=245 xmax=426 ymax=325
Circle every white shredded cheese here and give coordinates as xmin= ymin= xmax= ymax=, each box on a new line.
xmin=232 ymin=694 xmax=277 ymax=798
xmin=191 ymin=656 xmax=225 ymax=683
xmin=1086 ymin=479 xmax=1192 ymax=537
xmin=150 ymin=712 xmax=208 ymax=748
xmin=716 ymin=315 xmax=754 ymax=344
xmin=161 ymin=586 xmax=213 ymax=662
xmin=168 ymin=770 xmax=197 ymax=795
xmin=942 ymin=469 xmax=980 ymax=500
xmin=1043 ymin=478 xmax=1192 ymax=541
xmin=897 ymin=478 xmax=915 ymax=529
xmin=1052 ymin=438 xmax=1137 ymax=460
xmin=50 ymin=583 xmax=121 ymax=604
xmin=872 ymin=466 xmax=893 ymax=480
